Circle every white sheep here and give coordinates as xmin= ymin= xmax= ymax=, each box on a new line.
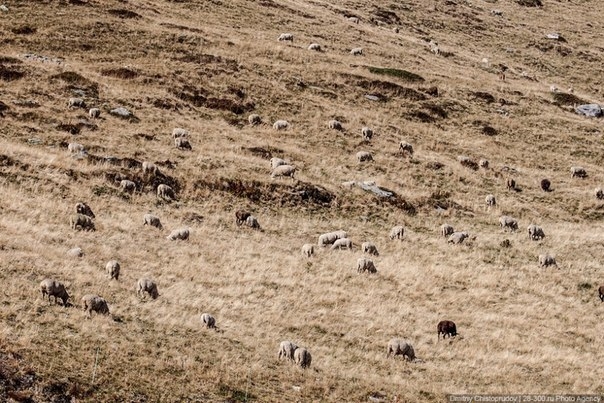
xmin=570 ymin=166 xmax=587 ymax=178
xmin=248 ymin=114 xmax=262 ymax=125
xmin=499 ymin=215 xmax=518 ymax=231
xmin=175 ymin=137 xmax=192 ymax=150
xmin=82 ymin=294 xmax=109 ymax=317
xmin=143 ymin=213 xmax=163 ymax=230
xmin=278 ymin=33 xmax=294 ymax=42
xmin=201 ymin=313 xmax=216 ymax=329
xmin=538 ymin=254 xmax=557 ymax=268
xmin=245 ymin=215 xmax=260 ymax=229
xmin=361 ymin=242 xmax=379 ymax=256
xmin=273 ymin=120 xmax=289 ymax=130
xmin=331 ymin=238 xmax=353 ymax=250
xmin=172 ymin=128 xmax=189 ymax=138
xmin=356 ymin=151 xmax=373 ymax=162
xmin=328 ymin=120 xmax=343 ymax=131
xmin=67 ymin=142 xmax=85 ymax=154
xmin=594 ymin=188 xmax=603 ymax=200
xmin=157 ymin=184 xmax=175 ymax=201
xmin=142 ymin=161 xmax=159 ymax=176
xmin=68 ymin=97 xmax=86 ymax=108
xmin=386 ymin=338 xmax=415 ymax=361
xmin=485 ymin=194 xmax=496 ymax=206
xmin=137 ymin=278 xmax=159 ymax=299
xmin=271 ymin=164 xmax=296 ymax=179
xmin=88 ymin=108 xmax=101 ymax=119
xmin=440 ymin=224 xmax=454 ymax=237
xmin=293 ymin=347 xmax=311 ymax=368
xmin=278 ymin=341 xmax=298 ymax=361
xmin=270 ymin=157 xmax=287 ymax=170
xmin=357 ymin=257 xmax=377 ymax=273
xmin=448 ymin=231 xmax=469 ymax=244
xmin=301 ymin=243 xmax=315 ymax=257
xmin=318 ymin=230 xmax=347 ymax=247
xmin=527 ymin=224 xmax=545 ymax=241
xmin=40 ymin=278 xmax=70 ymax=306
xmin=389 ymin=225 xmax=404 ymax=240
xmin=361 ymin=127 xmax=373 ymax=141
xmin=429 ymin=40 xmax=440 ymax=55
xmin=308 ymin=43 xmax=322 ymax=51
xmin=350 ymin=47 xmax=363 ymax=56
xmin=347 ymin=16 xmax=359 ymax=24
xmin=70 ymin=213 xmax=95 ymax=231
xmin=167 ymin=228 xmax=189 ymax=241
xmin=120 ymin=179 xmax=136 ymax=193
xmin=105 ymin=260 xmax=120 ymax=280
xmin=67 ymin=247 xmax=84 ymax=257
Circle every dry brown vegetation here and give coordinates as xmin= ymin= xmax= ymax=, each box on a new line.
xmin=1 ymin=0 xmax=604 ymax=401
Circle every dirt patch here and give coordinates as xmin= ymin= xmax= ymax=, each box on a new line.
xmin=56 ymin=123 xmax=81 ymax=135
xmin=108 ymin=9 xmax=142 ymax=19
xmin=415 ymin=191 xmax=467 ymax=213
xmin=0 ymin=66 xmax=25 ymax=81
xmin=11 ymin=26 xmax=36 ymax=35
xmin=371 ymin=8 xmax=400 ymax=24
xmin=552 ymin=92 xmax=587 ymax=107
xmin=204 ymin=97 xmax=255 ymax=115
xmin=469 ymin=91 xmax=495 ymax=103
xmin=171 ymin=85 xmax=208 ymax=107
xmin=243 ymin=146 xmax=284 ymax=160
xmin=356 ymin=79 xmax=426 ymax=101
xmin=101 ymin=67 xmax=139 ymax=79
xmin=516 ymin=0 xmax=542 ymax=6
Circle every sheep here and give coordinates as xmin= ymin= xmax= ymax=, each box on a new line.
xmin=105 ymin=260 xmax=120 ymax=280
xmin=437 ymin=320 xmax=457 ymax=340
xmin=270 ymin=157 xmax=287 ymax=170
xmin=157 ymin=183 xmax=175 ymax=201
xmin=245 ymin=215 xmax=260 ymax=229
xmin=599 ymin=285 xmax=604 ymax=302
xmin=88 ymin=107 xmax=101 ymax=119
xmin=357 ymin=257 xmax=377 ymax=273
xmin=440 ymin=224 xmax=454 ymax=237
xmin=399 ymin=141 xmax=413 ymax=156
xmin=429 ymin=41 xmax=440 ymax=55
xmin=541 ymin=179 xmax=551 ymax=192
xmin=527 ymin=224 xmax=545 ymax=241
xmin=271 ymin=164 xmax=296 ymax=179
xmin=82 ymin=294 xmax=109 ymax=317
xmin=143 ymin=213 xmax=163 ymax=230
xmin=301 ymin=243 xmax=315 ymax=257
xmin=75 ymin=202 xmax=95 ymax=218
xmin=386 ymin=339 xmax=415 ymax=361
xmin=318 ymin=230 xmax=347 ymax=247
xmin=201 ymin=313 xmax=216 ymax=329
xmin=235 ymin=210 xmax=251 ymax=226
xmin=393 ymin=27 xmax=399 ymax=33
xmin=120 ymin=179 xmax=136 ymax=193
xmin=479 ymin=159 xmax=489 ymax=169
xmin=331 ymin=238 xmax=352 ymax=250
xmin=485 ymin=194 xmax=496 ymax=207
xmin=67 ymin=247 xmax=84 ymax=257
xmin=347 ymin=16 xmax=359 ymax=24
xmin=350 ymin=47 xmax=363 ymax=56
xmin=137 ymin=278 xmax=159 ymax=299
xmin=142 ymin=161 xmax=159 ymax=176
xmin=506 ymin=178 xmax=516 ymax=191
xmin=538 ymin=254 xmax=557 ymax=268
xmin=293 ymin=347 xmax=311 ymax=368
xmin=278 ymin=33 xmax=294 ymax=42
xmin=167 ymin=228 xmax=189 ymax=241
xmin=328 ymin=120 xmax=343 ymax=131
xmin=68 ymin=97 xmax=85 ymax=108
xmin=499 ymin=215 xmax=518 ymax=231
xmin=356 ymin=151 xmax=373 ymax=162
xmin=361 ymin=127 xmax=373 ymax=141
xmin=172 ymin=128 xmax=189 ymax=138
xmin=308 ymin=43 xmax=322 ymax=51
xmin=273 ymin=120 xmax=289 ymax=130
xmin=571 ymin=166 xmax=587 ymax=178
xmin=248 ymin=114 xmax=262 ymax=125
xmin=70 ymin=213 xmax=95 ymax=231
xmin=389 ymin=225 xmax=404 ymax=240
xmin=595 ymin=188 xmax=604 ymax=200
xmin=550 ymin=85 xmax=559 ymax=93
xmin=362 ymin=242 xmax=379 ymax=256
xmin=68 ymin=142 xmax=85 ymax=154
xmin=278 ymin=341 xmax=298 ymax=361
xmin=40 ymin=279 xmax=70 ymax=306
xmin=175 ymin=137 xmax=192 ymax=150
xmin=448 ymin=231 xmax=469 ymax=244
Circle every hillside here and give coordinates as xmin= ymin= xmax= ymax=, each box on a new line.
xmin=1 ymin=0 xmax=603 ymax=401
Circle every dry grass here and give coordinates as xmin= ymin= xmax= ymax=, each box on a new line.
xmin=1 ymin=0 xmax=604 ymax=401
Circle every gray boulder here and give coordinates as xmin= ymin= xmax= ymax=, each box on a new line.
xmin=575 ymin=104 xmax=602 ymax=118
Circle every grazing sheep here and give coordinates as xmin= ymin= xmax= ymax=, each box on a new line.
xmin=82 ymin=294 xmax=109 ymax=317
xmin=499 ymin=215 xmax=518 ymax=231
xmin=167 ymin=228 xmax=189 ymax=241
xmin=67 ymin=247 xmax=84 ymax=257
xmin=88 ymin=107 xmax=101 ymax=119
xmin=348 ymin=16 xmax=359 ymax=24
xmin=278 ymin=341 xmax=298 ymax=361
xmin=506 ymin=178 xmax=516 ymax=191
xmin=308 ymin=43 xmax=322 ymax=51
xmin=273 ymin=120 xmax=289 ymax=130
xmin=448 ymin=231 xmax=469 ymax=244
xmin=172 ymin=128 xmax=188 ymax=138
xmin=356 ymin=151 xmax=373 ymax=162
xmin=539 ymin=254 xmax=557 ymax=268
xmin=437 ymin=320 xmax=457 ymax=340
xmin=318 ymin=230 xmax=347 ymax=247
xmin=301 ymin=243 xmax=315 ymax=257
xmin=595 ymin=188 xmax=604 ymax=200
xmin=201 ymin=313 xmax=216 ymax=329
xmin=245 ymin=215 xmax=260 ymax=229
xmin=328 ymin=120 xmax=343 ymax=131
xmin=70 ymin=213 xmax=95 ymax=231
xmin=389 ymin=225 xmax=404 ymax=240
xmin=143 ymin=213 xmax=163 ymax=230
xmin=485 ymin=194 xmax=496 ymax=207
xmin=137 ymin=278 xmax=159 ymax=299
xmin=571 ymin=166 xmax=587 ymax=178
xmin=429 ymin=41 xmax=440 ymax=55
xmin=361 ymin=127 xmax=373 ymax=141
xmin=119 ymin=179 xmax=136 ymax=193
xmin=248 ymin=114 xmax=262 ymax=125
xmin=399 ymin=141 xmax=413 ymax=156
xmin=350 ymin=47 xmax=363 ymax=55
xmin=527 ymin=224 xmax=545 ymax=241
xmin=105 ymin=260 xmax=120 ymax=280
xmin=75 ymin=202 xmax=95 ymax=218
xmin=362 ymin=242 xmax=379 ymax=256
xmin=599 ymin=285 xmax=604 ymax=302
xmin=479 ymin=159 xmax=489 ymax=169
xmin=293 ymin=347 xmax=312 ymax=368
xmin=235 ymin=210 xmax=251 ymax=226
xmin=157 ymin=184 xmax=175 ymax=201
xmin=40 ymin=279 xmax=70 ymax=306
xmin=142 ymin=161 xmax=159 ymax=176
xmin=541 ymin=179 xmax=551 ymax=192
xmin=331 ymin=238 xmax=353 ymax=250
xmin=68 ymin=97 xmax=85 ymax=108
xmin=175 ymin=137 xmax=192 ymax=150
xmin=386 ymin=339 xmax=415 ymax=361
xmin=357 ymin=257 xmax=377 ymax=273
xmin=270 ymin=157 xmax=287 ymax=170
xmin=68 ymin=142 xmax=85 ymax=154
xmin=393 ymin=27 xmax=399 ymax=33
xmin=440 ymin=224 xmax=454 ymax=237
xmin=271 ymin=164 xmax=296 ymax=179
xmin=278 ymin=33 xmax=294 ymax=42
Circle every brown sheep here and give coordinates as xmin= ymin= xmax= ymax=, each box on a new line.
xmin=40 ymin=279 xmax=70 ymax=306
xmin=506 ymin=178 xmax=516 ymax=191
xmin=437 ymin=320 xmax=457 ymax=340
xmin=599 ymin=285 xmax=604 ymax=302
xmin=75 ymin=202 xmax=95 ymax=219
xmin=235 ymin=210 xmax=251 ymax=226
xmin=540 ymin=179 xmax=551 ymax=192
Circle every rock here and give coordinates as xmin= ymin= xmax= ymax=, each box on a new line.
xmin=67 ymin=247 xmax=84 ymax=257
xmin=110 ymin=107 xmax=132 ymax=118
xmin=0 ymin=5 xmax=8 ymax=12
xmin=343 ymin=180 xmax=394 ymax=197
xmin=575 ymin=104 xmax=602 ymax=118
xmin=546 ymin=33 xmax=560 ymax=40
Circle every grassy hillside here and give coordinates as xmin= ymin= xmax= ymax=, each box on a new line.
xmin=1 ymin=0 xmax=603 ymax=401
